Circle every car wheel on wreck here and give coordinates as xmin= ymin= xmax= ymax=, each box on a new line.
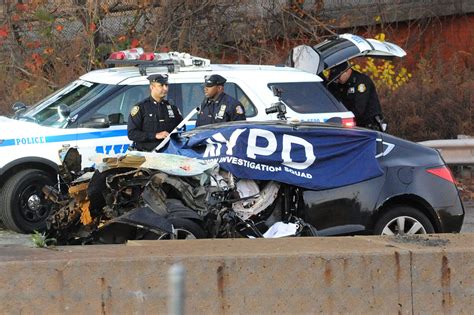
xmin=374 ymin=206 xmax=435 ymax=235
xmin=157 ymin=218 xmax=207 ymax=240
xmin=0 ymin=169 xmax=55 ymax=233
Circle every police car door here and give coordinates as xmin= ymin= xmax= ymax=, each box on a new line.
xmin=7 ymin=80 xmax=108 ymax=167
xmin=73 ymin=85 xmax=149 ymax=165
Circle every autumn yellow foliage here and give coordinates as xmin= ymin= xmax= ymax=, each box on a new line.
xmin=353 ymin=33 xmax=411 ymax=91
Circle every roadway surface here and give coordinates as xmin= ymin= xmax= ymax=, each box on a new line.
xmin=1 ymin=201 xmax=472 ymax=247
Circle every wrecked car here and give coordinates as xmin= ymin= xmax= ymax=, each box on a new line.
xmin=44 ymin=150 xmax=314 ymax=244
xmin=43 ymin=120 xmax=464 ymax=244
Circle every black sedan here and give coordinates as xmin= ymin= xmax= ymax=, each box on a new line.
xmin=161 ymin=120 xmax=465 ymax=237
xmin=45 ymin=120 xmax=464 ymax=243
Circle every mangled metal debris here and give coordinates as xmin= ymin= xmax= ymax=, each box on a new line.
xmin=43 ymin=148 xmax=317 ymax=244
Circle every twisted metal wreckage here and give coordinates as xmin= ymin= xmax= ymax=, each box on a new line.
xmin=43 ymin=148 xmax=313 ymax=244
xmin=42 ymin=117 xmax=386 ymax=245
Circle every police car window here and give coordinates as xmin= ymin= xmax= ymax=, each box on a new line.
xmin=172 ymin=82 xmax=256 ymax=119
xmin=24 ymin=82 xmax=114 ymax=128
xmin=178 ymin=83 xmax=204 ymax=119
xmin=224 ymin=83 xmax=256 ymax=117
xmin=94 ymin=85 xmax=149 ymax=125
xmin=267 ymin=82 xmax=347 ymax=113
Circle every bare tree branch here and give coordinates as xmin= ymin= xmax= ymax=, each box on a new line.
xmin=7 ymin=64 xmax=59 ymax=89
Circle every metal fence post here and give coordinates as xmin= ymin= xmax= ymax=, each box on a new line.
xmin=168 ymin=263 xmax=186 ymax=315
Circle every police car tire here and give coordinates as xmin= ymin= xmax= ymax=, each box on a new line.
xmin=0 ymin=169 xmax=55 ymax=233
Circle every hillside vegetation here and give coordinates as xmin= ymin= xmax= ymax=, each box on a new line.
xmin=0 ymin=1 xmax=472 ymax=141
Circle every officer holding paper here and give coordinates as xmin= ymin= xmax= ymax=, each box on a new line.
xmin=127 ymin=74 xmax=182 ymax=151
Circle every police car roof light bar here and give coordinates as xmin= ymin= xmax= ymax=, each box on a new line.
xmin=105 ymin=48 xmax=211 ymax=75
xmin=105 ymin=59 xmax=177 ymax=75
xmin=139 ymin=52 xmax=156 ymax=61
xmin=139 ymin=63 xmax=175 ymax=76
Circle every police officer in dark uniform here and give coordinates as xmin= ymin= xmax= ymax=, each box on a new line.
xmin=327 ymin=62 xmax=386 ymax=131
xmin=195 ymin=74 xmax=246 ymax=127
xmin=127 ymin=74 xmax=183 ymax=151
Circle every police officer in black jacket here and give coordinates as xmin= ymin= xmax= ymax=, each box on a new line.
xmin=195 ymin=74 xmax=246 ymax=127
xmin=327 ymin=62 xmax=386 ymax=131
xmin=127 ymin=74 xmax=183 ymax=151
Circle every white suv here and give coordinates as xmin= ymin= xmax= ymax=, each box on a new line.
xmin=0 ymin=33 xmax=405 ymax=232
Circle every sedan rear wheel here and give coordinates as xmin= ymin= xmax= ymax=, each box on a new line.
xmin=374 ymin=206 xmax=435 ymax=235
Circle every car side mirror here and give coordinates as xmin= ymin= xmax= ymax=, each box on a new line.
xmin=79 ymin=114 xmax=110 ymax=128
xmin=12 ymin=102 xmax=27 ymax=114
xmin=108 ymin=113 xmax=124 ymax=125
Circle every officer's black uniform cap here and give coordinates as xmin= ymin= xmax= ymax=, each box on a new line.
xmin=147 ymin=73 xmax=169 ymax=84
xmin=329 ymin=61 xmax=350 ymax=80
xmin=204 ymin=74 xmax=227 ymax=87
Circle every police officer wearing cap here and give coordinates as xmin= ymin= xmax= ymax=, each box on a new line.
xmin=327 ymin=62 xmax=386 ymax=131
xmin=195 ymin=74 xmax=246 ymax=127
xmin=127 ymin=74 xmax=183 ymax=151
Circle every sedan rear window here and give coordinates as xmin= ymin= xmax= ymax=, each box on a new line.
xmin=267 ymin=82 xmax=347 ymax=113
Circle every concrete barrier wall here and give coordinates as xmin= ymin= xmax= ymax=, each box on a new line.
xmin=1 ymin=234 xmax=473 ymax=314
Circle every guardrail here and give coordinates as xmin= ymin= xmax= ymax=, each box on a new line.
xmin=419 ymin=139 xmax=474 ymax=165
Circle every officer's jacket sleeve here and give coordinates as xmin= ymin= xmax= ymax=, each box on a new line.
xmin=127 ymin=104 xmax=156 ymax=142
xmin=327 ymin=83 xmax=342 ymax=101
xmin=225 ymin=95 xmax=246 ymax=122
xmin=366 ymin=80 xmax=382 ymax=119
xmin=195 ymin=98 xmax=209 ymax=127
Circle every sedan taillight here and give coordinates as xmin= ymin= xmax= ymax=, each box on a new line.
xmin=426 ymin=166 xmax=456 ymax=184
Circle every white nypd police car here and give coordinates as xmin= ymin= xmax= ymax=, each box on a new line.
xmin=0 ymin=33 xmax=405 ymax=232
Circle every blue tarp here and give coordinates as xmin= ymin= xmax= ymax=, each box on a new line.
xmin=162 ymin=124 xmax=383 ymax=191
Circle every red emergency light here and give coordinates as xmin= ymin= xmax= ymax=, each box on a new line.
xmin=138 ymin=53 xmax=156 ymax=61
xmin=109 ymin=51 xmax=126 ymax=60
xmin=107 ymin=48 xmax=145 ymax=61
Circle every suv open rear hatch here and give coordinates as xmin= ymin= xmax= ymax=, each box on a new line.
xmin=287 ymin=33 xmax=406 ymax=75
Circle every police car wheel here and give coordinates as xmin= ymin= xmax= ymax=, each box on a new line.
xmin=0 ymin=169 xmax=55 ymax=233
xmin=374 ymin=206 xmax=435 ymax=235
